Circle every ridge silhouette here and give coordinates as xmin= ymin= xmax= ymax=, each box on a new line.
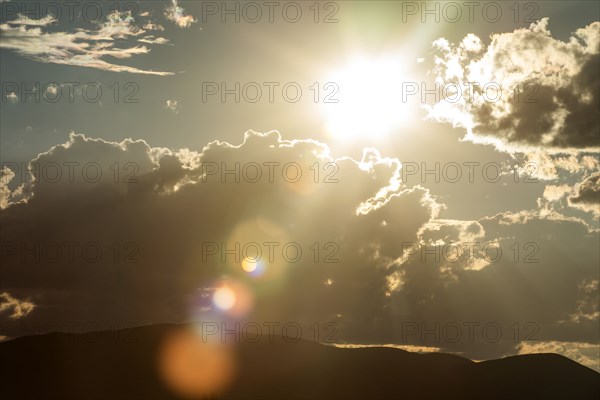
xmin=1 ymin=323 xmax=598 ymax=399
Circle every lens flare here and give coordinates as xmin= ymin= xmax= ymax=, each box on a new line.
xmin=213 ymin=286 xmax=236 ymax=310
xmin=159 ymin=328 xmax=236 ymax=398
xmin=212 ymin=281 xmax=254 ymax=317
xmin=226 ymin=219 xmax=291 ymax=288
xmin=241 ymin=257 xmax=267 ymax=277
xmin=242 ymin=257 xmax=258 ymax=272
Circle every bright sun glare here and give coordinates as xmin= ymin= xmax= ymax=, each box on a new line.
xmin=321 ymin=55 xmax=414 ymax=141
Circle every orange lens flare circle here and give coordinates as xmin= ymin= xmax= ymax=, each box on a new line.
xmin=159 ymin=328 xmax=236 ymax=398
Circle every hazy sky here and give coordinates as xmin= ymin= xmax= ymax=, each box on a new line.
xmin=1 ymin=1 xmax=599 ymax=371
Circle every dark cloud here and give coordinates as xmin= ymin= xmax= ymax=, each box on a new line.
xmin=570 ymin=172 xmax=600 ymax=205
xmin=1 ymin=132 xmax=598 ymax=370
xmin=383 ymin=212 xmax=599 ymax=366
xmin=0 ymin=131 xmax=436 ymax=339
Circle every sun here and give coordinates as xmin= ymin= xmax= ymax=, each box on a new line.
xmin=320 ymin=54 xmax=414 ymax=141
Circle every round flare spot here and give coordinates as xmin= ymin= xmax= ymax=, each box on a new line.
xmin=159 ymin=329 xmax=236 ymax=398
xmin=213 ymin=286 xmax=236 ymax=310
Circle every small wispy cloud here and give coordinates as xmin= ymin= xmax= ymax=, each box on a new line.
xmin=0 ymin=11 xmax=173 ymax=76
xmin=5 ymin=92 xmax=18 ymax=103
xmin=5 ymin=14 xmax=57 ymax=26
xmin=138 ymin=36 xmax=170 ymax=45
xmin=165 ymin=0 xmax=197 ymax=28
xmin=165 ymin=99 xmax=179 ymax=113
xmin=0 ymin=292 xmax=35 ymax=319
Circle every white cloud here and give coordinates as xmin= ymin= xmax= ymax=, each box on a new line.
xmin=427 ymin=19 xmax=600 ymax=152
xmin=6 ymin=14 xmax=57 ymax=26
xmin=138 ymin=35 xmax=169 ymax=45
xmin=543 ymin=184 xmax=572 ymax=202
xmin=0 ymin=166 xmax=16 ymax=209
xmin=45 ymin=85 xmax=58 ymax=97
xmin=0 ymin=11 xmax=173 ymax=76
xmin=5 ymin=92 xmax=18 ymax=103
xmin=165 ymin=0 xmax=197 ymax=28
xmin=165 ymin=99 xmax=179 ymax=113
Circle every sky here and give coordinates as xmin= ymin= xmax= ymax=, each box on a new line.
xmin=1 ymin=0 xmax=599 ymax=373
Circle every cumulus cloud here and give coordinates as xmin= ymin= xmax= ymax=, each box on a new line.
xmin=427 ymin=19 xmax=600 ymax=152
xmin=425 ymin=19 xmax=600 ymax=227
xmin=0 ymin=11 xmax=173 ymax=75
xmin=383 ymin=208 xmax=599 ymax=361
xmin=0 ymin=292 xmax=35 ymax=319
xmin=1 ymin=131 xmax=597 ymax=367
xmin=569 ymin=172 xmax=600 ymax=216
xmin=164 ymin=0 xmax=196 ymax=28
xmin=543 ymin=184 xmax=572 ymax=202
xmin=0 ymin=131 xmax=438 ymax=340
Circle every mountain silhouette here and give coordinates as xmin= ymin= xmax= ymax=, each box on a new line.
xmin=1 ymin=324 xmax=598 ymax=399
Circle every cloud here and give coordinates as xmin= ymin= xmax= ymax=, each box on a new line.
xmin=569 ymin=172 xmax=600 ymax=216
xmin=1 ymin=132 xmax=597 ymax=367
xmin=5 ymin=92 xmax=18 ymax=103
xmin=384 ymin=209 xmax=599 ymax=362
xmin=5 ymin=14 xmax=57 ymax=26
xmin=0 ymin=292 xmax=35 ymax=319
xmin=138 ymin=35 xmax=169 ymax=45
xmin=427 ymin=19 xmax=600 ymax=152
xmin=165 ymin=99 xmax=179 ymax=113
xmin=517 ymin=341 xmax=600 ymax=372
xmin=0 ymin=131 xmax=437 ymax=341
xmin=519 ymin=151 xmax=599 ymax=182
xmin=543 ymin=184 xmax=571 ymax=202
xmin=569 ymin=278 xmax=600 ymax=323
xmin=143 ymin=22 xmax=165 ymax=32
xmin=0 ymin=166 xmax=16 ymax=208
xmin=426 ymin=19 xmax=600 ymax=228
xmin=0 ymin=11 xmax=173 ymax=76
xmin=164 ymin=0 xmax=197 ymax=28
xmin=539 ymin=173 xmax=600 ymax=218
xmin=420 ymin=219 xmax=485 ymax=243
